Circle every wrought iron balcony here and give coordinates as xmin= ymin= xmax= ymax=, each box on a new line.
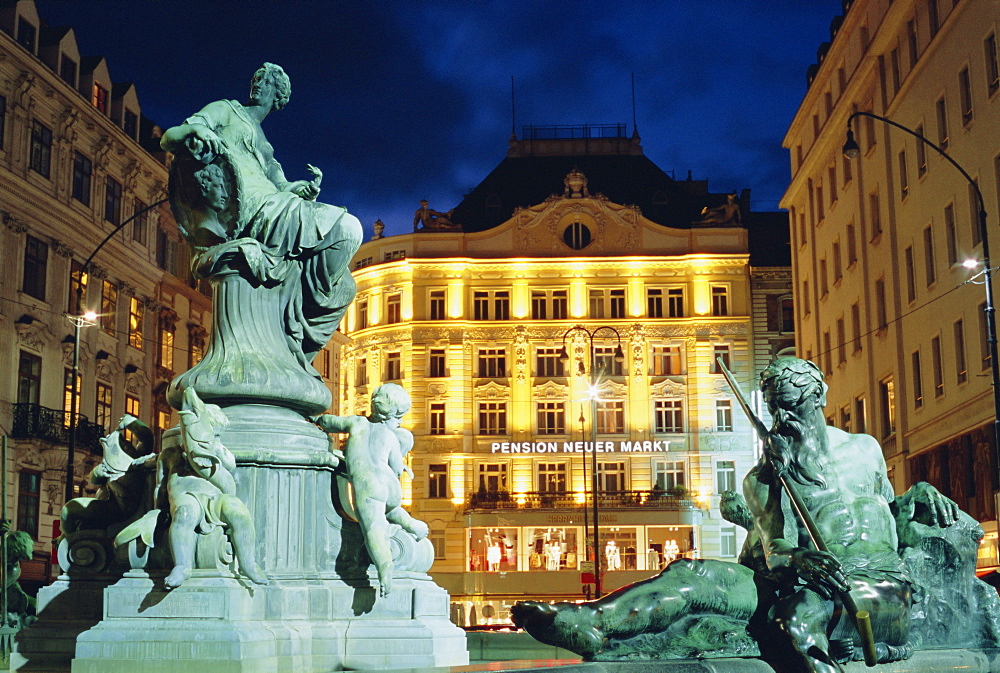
xmin=11 ymin=403 xmax=105 ymax=456
xmin=465 ymin=489 xmax=695 ymax=512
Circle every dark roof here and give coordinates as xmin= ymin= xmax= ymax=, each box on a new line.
xmin=449 ymin=153 xmax=737 ymax=232
xmin=747 ymin=211 xmax=791 ymax=266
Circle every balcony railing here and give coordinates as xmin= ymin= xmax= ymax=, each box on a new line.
xmin=11 ymin=403 xmax=105 ymax=456
xmin=466 ymin=489 xmax=695 ymax=512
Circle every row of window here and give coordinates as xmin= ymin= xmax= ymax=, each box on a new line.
xmin=354 ymin=343 xmax=734 ymax=384
xmin=353 ymin=284 xmax=732 ymax=328
xmin=418 ymin=397 xmax=734 ymax=436
xmin=425 ymin=458 xmax=736 ymax=498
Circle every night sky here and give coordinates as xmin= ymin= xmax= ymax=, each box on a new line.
xmin=36 ymin=1 xmax=842 ymax=238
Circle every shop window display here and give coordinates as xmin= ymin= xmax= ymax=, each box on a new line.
xmin=526 ymin=527 xmax=578 ymax=571
xmin=469 ymin=527 xmax=518 ymax=571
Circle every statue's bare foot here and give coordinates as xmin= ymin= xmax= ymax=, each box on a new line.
xmin=407 ymin=520 xmax=429 ymax=541
xmin=244 ymin=564 xmax=269 ymax=585
xmin=379 ymin=575 xmax=392 ymax=597
xmin=164 ymin=565 xmax=192 ymax=590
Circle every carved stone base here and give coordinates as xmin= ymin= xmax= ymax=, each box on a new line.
xmin=57 ymin=572 xmax=466 ymax=673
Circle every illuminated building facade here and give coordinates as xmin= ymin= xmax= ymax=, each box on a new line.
xmin=781 ymin=0 xmax=1000 ymax=565
xmin=342 ymin=126 xmax=792 ymax=621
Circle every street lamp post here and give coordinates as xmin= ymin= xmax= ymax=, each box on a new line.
xmin=559 ymin=325 xmax=625 ymax=599
xmin=65 ymin=198 xmax=168 ymax=504
xmin=842 ymin=111 xmax=1000 ymax=486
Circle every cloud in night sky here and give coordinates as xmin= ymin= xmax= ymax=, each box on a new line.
xmin=36 ymin=0 xmax=842 ymax=238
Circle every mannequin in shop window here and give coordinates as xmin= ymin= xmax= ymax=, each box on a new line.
xmin=546 ymin=542 xmax=563 ymax=570
xmin=486 ymin=543 xmax=502 ymax=571
xmin=605 ymin=540 xmax=621 ymax=571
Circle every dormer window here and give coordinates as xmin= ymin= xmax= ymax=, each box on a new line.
xmin=92 ymin=83 xmax=108 ymax=114
xmin=60 ymin=56 xmax=78 ymax=87
xmin=16 ymin=18 xmax=36 ymax=53
xmin=123 ymin=110 xmax=138 ymax=139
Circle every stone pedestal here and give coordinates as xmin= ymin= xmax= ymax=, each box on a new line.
xmin=13 ymin=413 xmax=468 ymax=672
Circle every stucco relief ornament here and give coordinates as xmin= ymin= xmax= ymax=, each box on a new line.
xmin=563 ymin=168 xmax=590 ymax=198
xmin=514 ymin=326 xmax=529 ymax=383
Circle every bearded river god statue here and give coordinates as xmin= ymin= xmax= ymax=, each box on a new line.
xmin=513 ymin=357 xmax=1000 ymax=672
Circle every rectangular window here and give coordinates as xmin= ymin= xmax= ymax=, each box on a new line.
xmin=537 ymin=463 xmax=567 ymax=493
xmin=851 ymin=302 xmax=862 ymax=352
xmin=478 ymin=401 xmax=508 ymax=435
xmin=133 ymin=199 xmax=148 ymax=245
xmin=430 ymin=530 xmax=446 ymax=560
xmin=429 ymin=290 xmax=445 ymax=320
xmin=63 ymin=367 xmax=80 ymax=423
xmin=837 ymin=318 xmax=846 ymax=365
xmin=128 ymin=296 xmax=144 ymax=349
xmin=855 ymin=396 xmax=867 ymax=434
xmin=955 ymin=319 xmax=968 ymax=384
xmin=843 ymin=152 xmax=853 ymax=184
xmin=16 ymin=471 xmax=40 ymax=539
xmin=17 ymin=350 xmax=42 ymax=405
xmin=22 ymin=235 xmax=48 ymax=301
xmin=924 ymin=225 xmax=937 ymax=285
xmin=907 ymin=19 xmax=919 ymax=67
xmin=816 ymin=185 xmax=824 ymax=221
xmin=970 ymin=179 xmax=982 ymax=247
xmin=429 ymin=402 xmax=445 ymax=435
xmin=865 ymin=112 xmax=877 ymax=151
xmin=494 ymin=291 xmax=510 ymax=320
xmin=552 ymin=290 xmax=568 ymax=319
xmin=104 ymin=177 xmax=122 ymax=225
xmin=356 ymin=299 xmax=368 ymax=330
xmin=610 ymin=288 xmax=626 ymax=319
xmin=159 ymin=319 xmax=175 ymax=372
xmin=652 ymin=459 xmax=685 ymax=491
xmin=945 ymin=203 xmax=957 ymax=265
xmin=101 ymin=280 xmax=117 ymax=335
xmin=936 ymin=96 xmax=949 ymax=148
xmin=356 ymin=357 xmax=368 ymax=386
xmin=72 ymin=151 xmax=92 ymax=205
xmin=92 ymin=82 xmax=108 ymax=114
xmin=651 ymin=345 xmax=681 ymax=376
xmin=536 ymin=347 xmax=565 ymax=377
xmin=29 ymin=120 xmax=52 ymax=178
xmin=875 ymin=278 xmax=888 ymax=331
xmin=594 ymin=346 xmax=624 ymax=376
xmin=931 ymin=335 xmax=944 ymax=397
xmin=667 ymin=287 xmax=684 ymax=317
xmin=385 ymin=352 xmax=402 ymax=380
xmin=847 ymin=222 xmax=857 ymax=266
xmin=428 ymin=349 xmax=446 ymax=378
xmin=916 ymin=124 xmax=928 ymax=176
xmin=987 ymin=33 xmax=1000 ymax=96
xmin=802 ymin=279 xmax=810 ymax=316
xmin=715 ymin=400 xmax=733 ymax=432
xmin=597 ymin=461 xmax=626 ymax=493
xmin=386 ymin=294 xmax=401 ymax=324
xmin=647 ymin=288 xmax=663 ymax=318
xmin=840 ymin=405 xmax=852 ymax=432
xmin=899 ymin=149 xmax=909 ymax=199
xmin=16 ymin=17 xmax=36 ymax=51
xmin=123 ymin=109 xmax=138 ymax=139
xmin=428 ymin=464 xmax=448 ymax=499
xmin=715 ymin=460 xmax=736 ymax=493
xmin=711 ymin=285 xmax=729 ymax=316
xmin=537 ymin=401 xmax=566 ymax=435
xmin=890 ymin=48 xmax=901 ymax=94
xmin=819 ymin=258 xmax=828 ymax=297
xmin=596 ymin=400 xmax=625 ymax=434
xmin=477 ymin=348 xmax=507 ymax=377
xmin=589 ymin=289 xmax=605 ymax=319
xmin=125 ymin=394 xmax=141 ymax=422
xmin=478 ymin=463 xmax=508 ymax=493
xmin=712 ymin=344 xmax=731 ymax=373
xmin=531 ymin=290 xmax=547 ymax=320
xmin=879 ymin=377 xmax=896 ymax=439
xmin=95 ymin=381 xmax=113 ymax=431
xmin=59 ymin=55 xmax=77 ymax=86
xmin=912 ymin=350 xmax=924 ymax=408
xmin=869 ymin=192 xmax=882 ymax=238
xmin=981 ymin=301 xmax=992 ymax=370
xmin=654 ymin=399 xmax=683 ymax=433
xmin=473 ymin=290 xmax=509 ymax=320
xmin=904 ymin=246 xmax=916 ymax=303
xmin=720 ymin=525 xmax=737 ymax=557
xmin=959 ymin=66 xmax=974 ymax=126
xmin=828 ymin=165 xmax=838 ymax=204
xmin=822 ymin=331 xmax=832 ymax=375
xmin=928 ymin=0 xmax=939 ymax=36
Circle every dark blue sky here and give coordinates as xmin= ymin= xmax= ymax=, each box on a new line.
xmin=37 ymin=1 xmax=842 ymax=238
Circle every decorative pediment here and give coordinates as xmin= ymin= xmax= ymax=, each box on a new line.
xmin=651 ymin=378 xmax=686 ymax=397
xmin=533 ymin=380 xmax=569 ymax=399
xmin=124 ymin=367 xmax=149 ymax=395
xmin=427 ymin=382 xmax=449 ymax=397
xmin=15 ymin=315 xmax=53 ymax=352
xmin=475 ymin=381 xmax=509 ymax=400
xmin=713 ymin=378 xmax=735 ymax=396
xmin=95 ymin=353 xmax=120 ymax=382
xmin=596 ymin=380 xmax=628 ymax=398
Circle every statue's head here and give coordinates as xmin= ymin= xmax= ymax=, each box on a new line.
xmin=759 ymin=357 xmax=828 ymax=416
xmin=192 ymin=163 xmax=228 ymax=212
xmin=371 ymin=383 xmax=411 ymax=422
xmin=252 ymin=62 xmax=291 ymax=110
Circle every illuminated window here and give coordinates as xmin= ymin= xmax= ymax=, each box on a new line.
xmin=356 ymin=357 xmax=368 ymax=386
xmin=667 ymin=287 xmax=684 ymax=317
xmin=647 ymin=289 xmax=663 ymax=318
xmin=654 ymin=399 xmax=683 ymax=433
xmin=596 ymin=400 xmax=625 ymax=434
xmin=879 ymin=377 xmax=896 ymax=439
xmin=429 ymin=402 xmax=445 ymax=435
xmin=715 ymin=400 xmax=733 ymax=432
xmin=189 ymin=325 xmax=206 ymax=367
xmin=16 ymin=471 xmax=40 ymax=539
xmin=536 ymin=401 xmax=566 ymax=435
xmin=92 ymin=82 xmax=108 ymax=114
xmin=537 ymin=462 xmax=567 ymax=493
xmin=129 ymin=297 xmax=144 ymax=349
xmin=385 ymin=352 xmax=402 ymax=381
xmin=159 ymin=317 xmax=175 ymax=372
xmin=386 ymin=294 xmax=401 ymax=323
xmin=536 ymin=347 xmax=565 ymax=377
xmin=22 ymin=235 xmax=48 ymax=301
xmin=477 ymin=348 xmax=507 ymax=377
xmin=101 ymin=280 xmax=118 ymax=335
xmin=651 ymin=345 xmax=680 ymax=376
xmin=711 ymin=285 xmax=729 ymax=316
xmin=711 ymin=344 xmax=731 ymax=373
xmin=429 ymin=290 xmax=445 ymax=320
xmin=855 ymin=396 xmax=867 ymax=434
xmin=95 ymin=382 xmax=113 ymax=431
xmin=428 ymin=349 xmax=446 ymax=377
xmin=652 ymin=459 xmax=685 ymax=491
xmin=29 ymin=120 xmax=52 ymax=178
xmin=597 ymin=461 xmax=626 ymax=492
xmin=72 ymin=151 xmax=92 ymax=205
xmin=17 ymin=351 xmax=41 ymax=405
xmin=478 ymin=401 xmax=507 ymax=435
xmin=105 ymin=177 xmax=122 ymax=225
xmin=356 ymin=299 xmax=368 ymax=329
xmin=63 ymin=368 xmax=81 ymax=425
xmin=715 ymin=460 xmax=736 ymax=493
xmin=428 ymin=464 xmax=448 ymax=499
xmin=473 ymin=290 xmax=509 ymax=320
xmin=478 ymin=463 xmax=508 ymax=492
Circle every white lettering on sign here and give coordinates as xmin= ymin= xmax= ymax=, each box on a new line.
xmin=490 ymin=440 xmax=669 ymax=454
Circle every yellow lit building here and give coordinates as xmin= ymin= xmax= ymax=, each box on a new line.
xmin=781 ymin=0 xmax=1000 ymax=565
xmin=342 ymin=127 xmax=792 ymax=622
